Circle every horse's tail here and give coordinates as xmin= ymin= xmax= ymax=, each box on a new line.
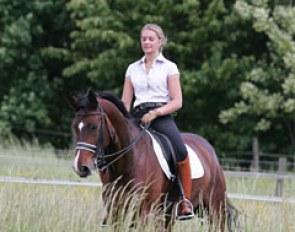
xmin=226 ymin=197 xmax=242 ymax=232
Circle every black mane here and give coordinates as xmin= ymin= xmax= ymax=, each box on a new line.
xmin=96 ymin=91 xmax=132 ymax=119
xmin=74 ymin=90 xmax=132 ymax=119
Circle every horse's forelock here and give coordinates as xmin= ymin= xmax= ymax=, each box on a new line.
xmin=74 ymin=91 xmax=96 ymax=112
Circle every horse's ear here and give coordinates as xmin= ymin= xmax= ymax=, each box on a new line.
xmin=87 ymin=89 xmax=98 ymax=109
xmin=65 ymin=91 xmax=78 ymax=110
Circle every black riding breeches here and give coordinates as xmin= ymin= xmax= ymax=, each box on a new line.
xmin=133 ymin=107 xmax=188 ymax=162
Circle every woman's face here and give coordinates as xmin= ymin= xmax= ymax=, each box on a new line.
xmin=141 ymin=29 xmax=161 ymax=55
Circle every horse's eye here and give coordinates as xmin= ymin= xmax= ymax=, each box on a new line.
xmin=91 ymin=125 xmax=98 ymax=130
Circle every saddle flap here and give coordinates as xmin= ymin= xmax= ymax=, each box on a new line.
xmin=148 ymin=129 xmax=176 ymax=173
xmin=146 ymin=129 xmax=204 ymax=180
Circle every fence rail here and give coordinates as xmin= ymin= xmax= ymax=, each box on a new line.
xmin=224 ymin=170 xmax=295 ymax=180
xmin=1 ymin=176 xmax=295 ymax=204
xmin=1 ymin=147 xmax=294 ymax=199
xmin=220 ymin=137 xmax=295 ymax=172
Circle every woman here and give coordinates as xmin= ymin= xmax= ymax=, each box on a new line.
xmin=121 ymin=23 xmax=193 ymax=220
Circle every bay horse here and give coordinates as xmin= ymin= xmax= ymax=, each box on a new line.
xmin=67 ymin=90 xmax=238 ymax=231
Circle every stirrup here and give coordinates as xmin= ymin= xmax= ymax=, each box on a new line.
xmin=175 ymin=199 xmax=194 ymax=221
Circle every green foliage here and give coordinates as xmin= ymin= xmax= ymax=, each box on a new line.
xmin=62 ymin=0 xmax=138 ymax=90
xmin=0 ymin=0 xmax=295 ymax=156
xmin=0 ymin=0 xmax=74 ymax=147
xmin=219 ymin=0 xmax=295 ymax=152
xmin=62 ymin=0 xmax=257 ymax=152
xmin=169 ymin=0 xmax=260 ymax=152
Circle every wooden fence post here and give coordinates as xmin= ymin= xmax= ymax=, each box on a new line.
xmin=275 ymin=158 xmax=287 ymax=197
xmin=252 ymin=137 xmax=259 ymax=172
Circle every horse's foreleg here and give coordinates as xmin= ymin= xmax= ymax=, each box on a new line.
xmin=100 ymin=183 xmax=120 ymax=227
xmin=138 ymin=202 xmax=171 ymax=231
xmin=100 ymin=214 xmax=109 ymax=227
xmin=99 ymin=172 xmax=112 ymax=227
xmin=164 ymin=214 xmax=174 ymax=232
xmin=100 ymin=199 xmax=112 ymax=227
xmin=100 ymin=192 xmax=110 ymax=227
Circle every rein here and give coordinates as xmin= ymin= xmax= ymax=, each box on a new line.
xmin=97 ymin=128 xmax=145 ymax=172
xmin=75 ymin=104 xmax=146 ymax=173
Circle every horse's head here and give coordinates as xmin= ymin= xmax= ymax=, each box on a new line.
xmin=67 ymin=90 xmax=116 ymax=177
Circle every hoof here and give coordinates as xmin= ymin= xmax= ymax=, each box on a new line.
xmin=100 ymin=216 xmax=109 ymax=227
xmin=100 ymin=223 xmax=109 ymax=227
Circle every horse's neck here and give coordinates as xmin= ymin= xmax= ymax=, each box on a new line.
xmin=107 ymin=124 xmax=164 ymax=191
xmin=107 ymin=119 xmax=139 ymax=176
xmin=117 ymin=129 xmax=156 ymax=174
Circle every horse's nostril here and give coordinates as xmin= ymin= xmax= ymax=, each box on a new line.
xmin=80 ymin=166 xmax=91 ymax=177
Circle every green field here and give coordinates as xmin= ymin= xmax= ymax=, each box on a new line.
xmin=0 ymin=141 xmax=295 ymax=231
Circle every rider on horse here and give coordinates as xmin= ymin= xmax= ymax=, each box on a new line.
xmin=122 ymin=23 xmax=194 ymax=220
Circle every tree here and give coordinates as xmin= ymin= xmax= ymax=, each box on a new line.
xmin=60 ymin=0 xmax=254 ymax=153
xmin=48 ymin=0 xmax=264 ymax=153
xmin=0 ymin=0 xmax=74 ymax=147
xmin=1 ymin=0 xmax=294 ymax=157
xmin=219 ymin=0 xmax=295 ymax=153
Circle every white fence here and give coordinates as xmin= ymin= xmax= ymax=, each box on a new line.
xmin=0 ymin=147 xmax=294 ymax=204
xmin=1 ymin=175 xmax=295 ymax=204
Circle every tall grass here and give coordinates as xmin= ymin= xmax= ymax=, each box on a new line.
xmin=0 ymin=135 xmax=98 ymax=182
xmin=226 ymin=175 xmax=295 ymax=198
xmin=234 ymin=199 xmax=295 ymax=232
xmin=0 ymin=182 xmax=294 ymax=231
xmin=0 ymin=138 xmax=295 ymax=231
xmin=0 ymin=183 xmax=103 ymax=231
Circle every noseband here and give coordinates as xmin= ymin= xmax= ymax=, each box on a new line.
xmin=75 ymin=102 xmax=145 ymax=172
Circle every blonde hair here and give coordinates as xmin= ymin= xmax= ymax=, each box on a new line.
xmin=141 ymin=24 xmax=167 ymax=51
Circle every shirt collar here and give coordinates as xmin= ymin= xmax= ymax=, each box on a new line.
xmin=139 ymin=53 xmax=165 ymax=64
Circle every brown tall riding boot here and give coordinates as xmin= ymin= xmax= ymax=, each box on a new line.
xmin=176 ymin=155 xmax=194 ymax=220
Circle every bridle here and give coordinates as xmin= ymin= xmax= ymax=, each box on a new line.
xmin=75 ymin=102 xmax=145 ymax=172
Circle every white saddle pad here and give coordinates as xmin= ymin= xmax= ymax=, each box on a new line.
xmin=146 ymin=130 xmax=204 ymax=180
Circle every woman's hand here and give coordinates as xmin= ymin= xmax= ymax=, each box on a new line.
xmin=141 ymin=109 xmax=161 ymax=124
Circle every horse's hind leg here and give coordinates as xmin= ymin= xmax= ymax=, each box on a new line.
xmin=216 ymin=203 xmax=226 ymax=232
xmin=202 ymin=189 xmax=226 ymax=232
xmin=208 ymin=198 xmax=226 ymax=232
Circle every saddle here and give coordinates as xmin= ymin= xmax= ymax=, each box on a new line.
xmin=147 ymin=128 xmax=178 ymax=180
xmin=145 ymin=127 xmax=204 ymax=180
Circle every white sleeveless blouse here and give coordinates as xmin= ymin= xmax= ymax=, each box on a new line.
xmin=125 ymin=53 xmax=180 ymax=108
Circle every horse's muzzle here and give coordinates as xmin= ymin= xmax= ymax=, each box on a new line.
xmin=73 ymin=166 xmax=91 ymax=178
xmin=77 ymin=165 xmax=92 ymax=177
